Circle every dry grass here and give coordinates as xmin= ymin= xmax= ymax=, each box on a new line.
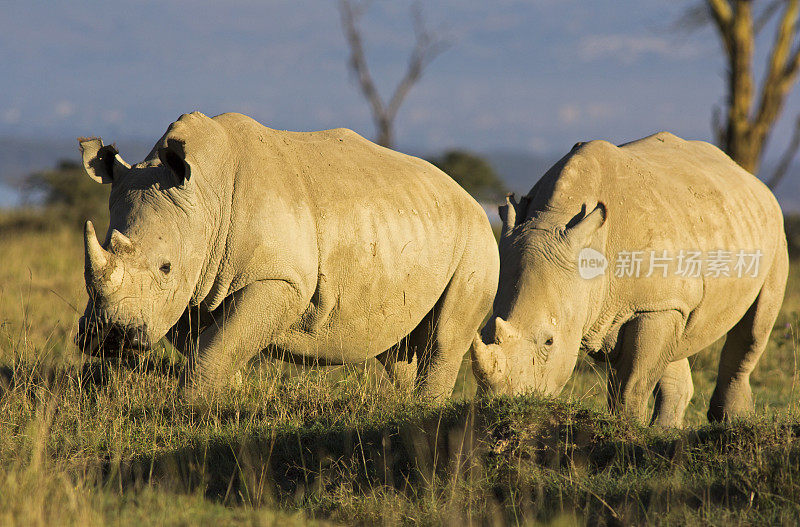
xmin=1 ymin=214 xmax=799 ymax=525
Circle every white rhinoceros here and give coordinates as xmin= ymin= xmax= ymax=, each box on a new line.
xmin=472 ymin=132 xmax=788 ymax=425
xmin=76 ymin=111 xmax=499 ymax=400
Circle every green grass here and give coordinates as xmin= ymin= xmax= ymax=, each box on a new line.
xmin=1 ymin=213 xmax=800 ymax=525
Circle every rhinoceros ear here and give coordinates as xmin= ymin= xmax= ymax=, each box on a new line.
xmin=78 ymin=137 xmax=131 ymax=184
xmin=564 ymin=202 xmax=606 ymax=251
xmin=157 ymin=138 xmax=191 ymax=184
xmin=498 ymin=193 xmax=516 ymax=238
xmin=499 ymin=193 xmax=530 ymax=238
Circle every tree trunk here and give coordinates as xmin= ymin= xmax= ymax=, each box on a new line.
xmin=726 ymin=133 xmax=760 ymax=174
xmin=706 ymin=0 xmax=800 ymax=184
xmin=339 ymin=0 xmax=447 ymax=152
xmin=376 ymin=117 xmax=394 ymax=149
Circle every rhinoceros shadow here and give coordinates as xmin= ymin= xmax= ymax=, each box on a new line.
xmin=101 ymin=402 xmax=489 ymax=505
xmin=88 ymin=397 xmax=800 ymax=524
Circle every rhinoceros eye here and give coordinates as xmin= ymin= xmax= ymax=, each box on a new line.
xmin=159 ymin=262 xmax=172 ymax=275
xmin=545 ymin=338 xmax=554 ymax=347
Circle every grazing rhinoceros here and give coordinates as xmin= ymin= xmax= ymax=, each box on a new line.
xmin=76 ymin=111 xmax=499 ymax=400
xmin=472 ymin=132 xmax=788 ymax=425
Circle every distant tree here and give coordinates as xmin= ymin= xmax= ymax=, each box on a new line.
xmin=23 ymin=159 xmax=108 ymax=227
xmin=338 ymin=0 xmax=449 ymax=149
xmin=685 ymin=0 xmax=800 ymax=189
xmin=429 ymin=150 xmax=507 ymax=202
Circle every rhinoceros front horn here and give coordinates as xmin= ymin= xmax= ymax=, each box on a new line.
xmin=472 ymin=333 xmax=490 ymax=367
xmin=84 ymin=220 xmax=108 ymax=277
xmin=471 ymin=333 xmax=507 ymax=392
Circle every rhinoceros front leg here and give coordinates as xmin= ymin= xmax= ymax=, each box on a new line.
xmin=166 ymin=305 xmax=214 ymax=357
xmin=183 ymin=280 xmax=305 ymax=399
xmin=607 ymin=310 xmax=686 ymax=424
xmin=376 ymin=344 xmax=418 ymax=392
xmin=651 ymin=358 xmax=693 ymax=427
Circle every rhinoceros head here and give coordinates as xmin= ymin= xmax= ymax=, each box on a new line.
xmin=76 ymin=112 xmax=226 ymax=355
xmin=472 ymin=194 xmax=607 ymax=396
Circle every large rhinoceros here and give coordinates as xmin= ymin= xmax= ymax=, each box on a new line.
xmin=76 ymin=111 xmax=499 ymax=400
xmin=472 ymin=132 xmax=788 ymax=425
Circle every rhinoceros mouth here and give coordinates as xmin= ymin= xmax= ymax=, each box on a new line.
xmin=76 ymin=316 xmax=152 ymax=357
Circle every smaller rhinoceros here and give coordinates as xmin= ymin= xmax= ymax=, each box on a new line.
xmin=472 ymin=132 xmax=788 ymax=426
xmin=75 ymin=112 xmax=499 ymax=401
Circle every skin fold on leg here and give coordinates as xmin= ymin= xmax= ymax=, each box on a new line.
xmin=651 ymin=358 xmax=694 ymax=427
xmin=607 ymin=310 xmax=686 ymax=424
xmin=183 ymin=279 xmax=305 ymax=400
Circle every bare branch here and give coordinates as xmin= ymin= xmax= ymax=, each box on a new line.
xmin=684 ymin=1 xmax=778 ymax=36
xmin=707 ymin=0 xmax=735 ymax=54
xmin=673 ymin=4 xmax=712 ymax=34
xmin=724 ymin=0 xmax=755 ymax=170
xmin=708 ymin=0 xmax=734 ymax=27
xmin=754 ymin=0 xmax=784 ymax=35
xmin=339 ymin=0 xmax=387 ymax=133
xmin=386 ymin=3 xmax=450 ymax=121
xmin=338 ymin=0 xmax=448 ymax=148
xmin=348 ymin=0 xmax=370 ymax=18
xmin=753 ymin=0 xmax=800 ymax=144
xmin=784 ymin=31 xmax=800 ymax=83
xmin=695 ymin=0 xmax=800 ymax=178
xmin=712 ymin=104 xmax=726 ymax=146
xmin=766 ymin=115 xmax=800 ymax=189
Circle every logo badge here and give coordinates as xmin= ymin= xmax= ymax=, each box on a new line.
xmin=578 ymin=247 xmax=607 ymax=279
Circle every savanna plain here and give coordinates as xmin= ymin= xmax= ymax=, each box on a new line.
xmin=1 ymin=211 xmax=800 ymax=526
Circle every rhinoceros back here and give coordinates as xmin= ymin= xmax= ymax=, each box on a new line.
xmin=523 ymin=131 xmax=785 ymax=356
xmin=211 ymin=113 xmax=492 ymax=361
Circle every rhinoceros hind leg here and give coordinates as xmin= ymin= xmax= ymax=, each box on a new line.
xmin=408 ymin=244 xmax=497 ymax=401
xmin=651 ymin=358 xmax=693 ymax=427
xmin=608 ymin=310 xmax=685 ymax=424
xmin=708 ymin=247 xmax=788 ymax=422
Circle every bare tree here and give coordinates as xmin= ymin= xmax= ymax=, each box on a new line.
xmin=703 ymin=0 xmax=800 ymax=188
xmin=339 ymin=0 xmax=448 ymax=149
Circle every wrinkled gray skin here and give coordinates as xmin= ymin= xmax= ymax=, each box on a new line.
xmin=472 ymin=132 xmax=788 ymax=426
xmin=77 ymin=111 xmax=499 ymax=401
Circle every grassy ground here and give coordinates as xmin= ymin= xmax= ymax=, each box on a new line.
xmin=1 ymin=214 xmax=800 ymax=525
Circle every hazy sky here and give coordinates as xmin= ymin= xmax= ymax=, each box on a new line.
xmin=3 ymin=0 xmax=800 ymax=160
